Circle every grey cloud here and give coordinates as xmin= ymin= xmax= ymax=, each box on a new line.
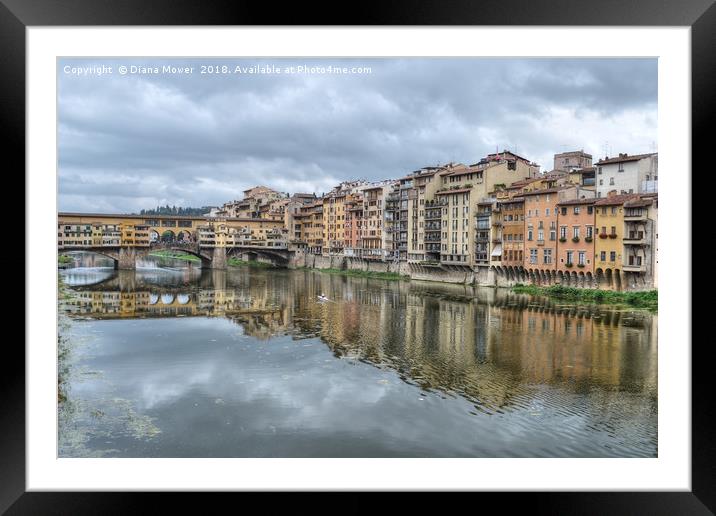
xmin=58 ymin=57 xmax=657 ymax=212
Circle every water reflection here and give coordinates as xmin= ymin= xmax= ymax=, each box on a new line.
xmin=59 ymin=265 xmax=657 ymax=458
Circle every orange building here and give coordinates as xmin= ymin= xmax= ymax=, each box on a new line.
xmin=556 ymin=198 xmax=596 ymax=274
xmin=522 ymin=186 xmax=595 ymax=278
xmin=500 ymin=196 xmax=525 ymax=267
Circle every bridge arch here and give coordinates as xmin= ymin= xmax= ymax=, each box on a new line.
xmin=177 ymin=230 xmax=192 ymax=242
xmin=63 ymin=249 xmax=120 ymax=268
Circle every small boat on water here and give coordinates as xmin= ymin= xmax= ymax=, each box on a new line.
xmin=317 ymin=294 xmax=329 ymax=302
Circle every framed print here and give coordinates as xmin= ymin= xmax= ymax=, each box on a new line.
xmin=5 ymin=0 xmax=710 ymax=512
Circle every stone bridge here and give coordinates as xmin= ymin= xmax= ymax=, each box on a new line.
xmin=60 ymin=241 xmax=292 ymax=270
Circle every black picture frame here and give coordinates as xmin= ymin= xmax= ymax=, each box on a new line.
xmin=4 ymin=0 xmax=707 ymax=513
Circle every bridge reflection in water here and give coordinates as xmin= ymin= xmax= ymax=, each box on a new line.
xmin=61 ymin=267 xmax=657 ymax=403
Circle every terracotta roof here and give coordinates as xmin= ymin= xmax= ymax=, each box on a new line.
xmin=507 ymin=177 xmax=541 ymax=188
xmin=436 ymin=188 xmax=472 ymax=195
xmin=520 ymin=187 xmax=564 ymax=196
xmin=594 ymin=193 xmax=640 ymax=206
xmin=624 ymin=198 xmax=654 ymax=208
xmin=596 ymin=153 xmax=656 ymax=165
xmin=571 ymin=166 xmax=596 ymax=173
xmin=557 ymin=198 xmax=596 ymax=206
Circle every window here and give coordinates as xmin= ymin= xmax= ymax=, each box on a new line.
xmin=574 ymin=206 xmax=580 ymax=214
xmin=598 ymin=167 xmax=602 ymax=175
xmin=560 ymin=207 xmax=567 ymax=215
xmin=573 ymin=226 xmax=580 ymax=238
xmin=560 ymin=226 xmax=567 ymax=239
xmin=586 ymin=226 xmax=593 ymax=238
xmin=611 ymin=206 xmax=617 ymax=215
xmin=578 ymin=251 xmax=585 ymax=265
xmin=599 ymin=179 xmax=604 ymax=186
xmin=610 ymin=251 xmax=616 ymax=261
xmin=600 ymin=251 xmax=606 ymax=261
xmin=550 ymin=229 xmax=556 ymax=241
xmin=587 ymin=206 xmax=593 ymax=214
xmin=527 ymin=228 xmax=533 ymax=241
xmin=543 ymin=249 xmax=552 ymax=264
xmin=611 ymin=226 xmax=616 ymax=235
xmin=618 ymin=162 xmax=624 ymax=172
xmin=566 ymin=251 xmax=573 ymax=264
xmin=609 ymin=177 xmax=615 ymax=185
xmin=538 ymin=229 xmax=544 ymax=241
xmin=530 ymin=249 xmax=538 ymax=264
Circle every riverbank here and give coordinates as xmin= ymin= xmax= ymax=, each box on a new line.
xmin=227 ymin=257 xmax=276 ymax=268
xmin=148 ymin=251 xmax=200 ymax=262
xmin=303 ymin=267 xmax=409 ymax=281
xmin=511 ymin=284 xmax=658 ymax=311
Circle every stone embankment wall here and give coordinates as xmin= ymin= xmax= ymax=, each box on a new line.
xmin=287 ymin=252 xmax=652 ymax=291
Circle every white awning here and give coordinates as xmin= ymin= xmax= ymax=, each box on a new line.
xmin=491 ymin=244 xmax=502 ymax=257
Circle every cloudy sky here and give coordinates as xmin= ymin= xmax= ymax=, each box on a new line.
xmin=58 ymin=58 xmax=657 ymax=213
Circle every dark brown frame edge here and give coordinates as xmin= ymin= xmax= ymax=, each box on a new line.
xmin=3 ymin=0 xmax=709 ymax=513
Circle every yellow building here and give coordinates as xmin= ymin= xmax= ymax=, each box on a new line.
xmin=400 ymin=167 xmax=443 ymax=262
xmin=594 ymin=193 xmax=637 ymax=289
xmin=323 ymin=189 xmax=348 ymax=255
xmin=360 ymin=182 xmax=394 ymax=260
xmin=197 ymin=218 xmax=286 ymax=248
xmin=436 ymin=152 xmax=539 ymax=266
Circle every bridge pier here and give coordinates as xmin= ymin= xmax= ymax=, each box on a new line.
xmin=116 ymin=247 xmax=138 ymax=270
xmin=202 ymin=246 xmax=226 ymax=269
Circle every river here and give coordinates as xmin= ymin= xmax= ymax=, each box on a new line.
xmin=58 ymin=254 xmax=657 ymax=458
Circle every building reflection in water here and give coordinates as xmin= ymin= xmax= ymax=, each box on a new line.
xmin=61 ymin=268 xmax=657 ymax=415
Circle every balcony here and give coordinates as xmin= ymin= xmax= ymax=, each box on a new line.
xmin=623 ymin=263 xmax=646 ymax=272
xmin=536 ymin=239 xmax=545 ymax=246
xmin=623 ymin=234 xmax=647 ymax=245
xmin=624 ymin=212 xmax=647 ymax=221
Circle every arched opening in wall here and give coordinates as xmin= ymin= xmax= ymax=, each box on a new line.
xmin=149 ymin=230 xmax=160 ymax=243
xmin=605 ymin=268 xmax=613 ymax=289
xmin=160 ymin=293 xmax=175 ymax=305
xmin=62 ymin=250 xmax=118 ymax=270
xmin=551 ymin=270 xmax=557 ymax=285
xmin=176 ymin=293 xmax=191 ymax=305
xmin=161 ymin=230 xmax=176 ymax=243
xmin=149 ymin=293 xmax=159 ymax=305
xmin=586 ymin=272 xmax=593 ymax=288
xmin=177 ymin=230 xmax=192 ymax=242
xmin=595 ymin=268 xmax=604 ymax=288
xmin=557 ymin=270 xmax=564 ymax=285
xmin=614 ymin=269 xmax=622 ymax=291
xmin=578 ymin=271 xmax=585 ymax=288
